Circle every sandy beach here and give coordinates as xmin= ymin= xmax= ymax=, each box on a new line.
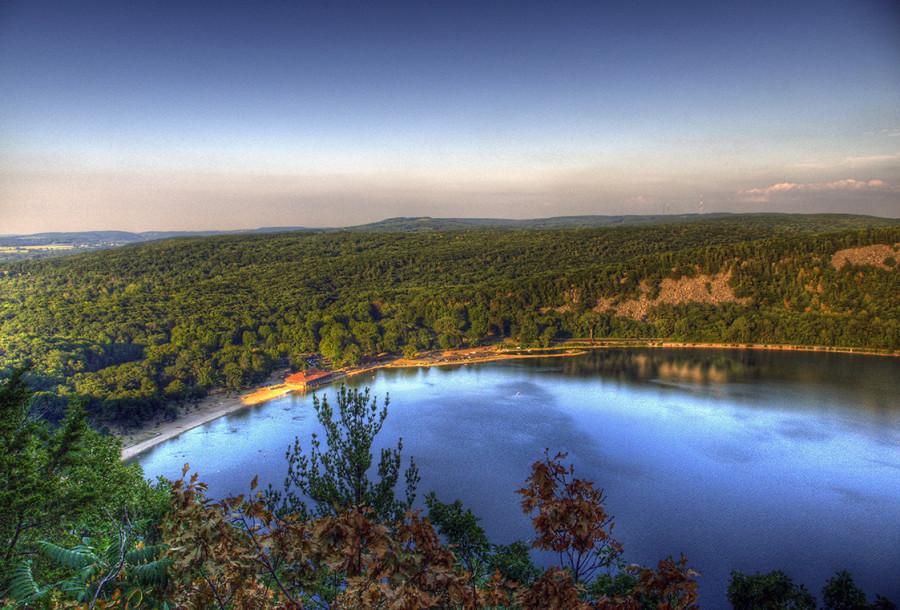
xmin=120 ymin=392 xmax=251 ymax=460
xmin=119 ymin=368 xmax=288 ymax=460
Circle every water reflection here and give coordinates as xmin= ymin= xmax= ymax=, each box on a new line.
xmin=137 ymin=349 xmax=900 ymax=606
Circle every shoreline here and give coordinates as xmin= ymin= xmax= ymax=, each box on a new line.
xmin=559 ymin=339 xmax=899 ymax=358
xmin=120 ymin=340 xmax=898 ymax=460
xmin=119 ymin=368 xmax=288 ymax=461
xmin=120 ymin=393 xmax=252 ymax=461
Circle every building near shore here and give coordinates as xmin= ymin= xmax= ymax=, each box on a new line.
xmin=285 ymin=369 xmax=333 ymax=390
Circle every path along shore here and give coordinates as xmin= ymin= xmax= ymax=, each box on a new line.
xmin=120 ymin=340 xmax=898 ymax=460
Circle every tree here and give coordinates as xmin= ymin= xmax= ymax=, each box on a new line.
xmin=425 ymin=493 xmax=490 ymax=577
xmin=0 ymin=370 xmax=168 ymax=597
xmin=873 ymin=596 xmax=899 ymax=610
xmin=434 ymin=310 xmax=466 ymax=349
xmin=728 ymin=570 xmax=817 ymax=609
xmin=0 ymin=369 xmax=41 ymax=567
xmin=539 ymin=323 xmax=558 ymax=348
xmin=579 ymin=311 xmax=606 ymax=343
xmin=163 ymin=379 xmax=187 ymax=398
xmin=517 ymin=451 xmax=698 ymax=609
xmin=517 ymin=450 xmax=622 ymax=583
xmin=823 ymin=570 xmax=869 ymax=610
xmin=465 ymin=304 xmax=490 ymax=345
xmin=425 ymin=494 xmax=543 ymax=593
xmin=266 ymin=385 xmax=419 ymax=523
xmin=318 ymin=320 xmax=353 ymax=365
xmin=515 ymin=316 xmax=540 ymax=346
xmin=350 ymin=319 xmax=381 ymax=356
xmin=822 ymin=570 xmax=896 ymax=610
xmin=488 ymin=541 xmax=541 ymax=587
xmin=728 ymin=315 xmax=752 ymax=343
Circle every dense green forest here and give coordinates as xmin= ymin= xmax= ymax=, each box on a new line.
xmin=1 ymin=214 xmax=897 ymax=426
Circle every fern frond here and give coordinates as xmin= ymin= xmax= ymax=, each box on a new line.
xmin=8 ymin=560 xmax=48 ymax=603
xmin=77 ymin=563 xmax=101 ymax=584
xmin=39 ymin=540 xmax=97 ymax=569
xmin=125 ymin=543 xmax=168 ymax=565
xmin=57 ymin=565 xmax=99 ymax=601
xmin=103 ymin=539 xmax=127 ymax=565
xmin=58 ymin=576 xmax=91 ymax=602
xmin=129 ymin=557 xmax=172 ymax=585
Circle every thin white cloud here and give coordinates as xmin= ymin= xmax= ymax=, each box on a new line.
xmin=739 ymin=179 xmax=890 ymax=202
xmin=872 ymin=128 xmax=900 ymax=138
xmin=788 ymin=152 xmax=900 ymax=170
xmin=843 ymin=154 xmax=900 ymax=166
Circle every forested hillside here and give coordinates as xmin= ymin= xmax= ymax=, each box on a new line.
xmin=1 ymin=214 xmax=897 ymax=425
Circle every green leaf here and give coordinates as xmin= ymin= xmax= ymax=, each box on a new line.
xmin=39 ymin=540 xmax=98 ymax=569
xmin=8 ymin=561 xmax=48 ymax=603
xmin=129 ymin=557 xmax=173 ymax=585
xmin=125 ymin=543 xmax=168 ymax=565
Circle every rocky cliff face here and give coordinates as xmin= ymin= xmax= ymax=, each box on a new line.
xmin=831 ymin=243 xmax=899 ymax=270
xmin=594 ymin=271 xmax=748 ymax=321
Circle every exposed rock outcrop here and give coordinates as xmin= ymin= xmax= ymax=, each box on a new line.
xmin=831 ymin=243 xmax=899 ymax=270
xmin=594 ymin=271 xmax=748 ymax=320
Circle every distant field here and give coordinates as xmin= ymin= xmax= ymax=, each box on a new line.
xmin=0 ymin=244 xmax=77 ymax=261
xmin=0 ymin=244 xmax=75 ymax=252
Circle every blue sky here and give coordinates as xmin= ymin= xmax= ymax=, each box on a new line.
xmin=1 ymin=0 xmax=898 ymax=231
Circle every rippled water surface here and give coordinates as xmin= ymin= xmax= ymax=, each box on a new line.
xmin=138 ymin=349 xmax=900 ymax=606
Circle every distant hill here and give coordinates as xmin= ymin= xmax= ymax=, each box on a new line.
xmin=0 ymin=230 xmax=148 ymax=246
xmin=0 ymin=226 xmax=311 ymax=261
xmin=349 ymin=213 xmax=898 ymax=232
xmin=343 ymin=213 xmax=738 ymax=231
xmin=4 ymin=212 xmax=897 ymax=255
xmin=0 ymin=226 xmax=313 ymax=246
xmin=3 ymin=213 xmax=897 ymax=262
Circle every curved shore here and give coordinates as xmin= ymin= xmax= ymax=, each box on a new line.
xmin=120 ymin=340 xmax=898 ymax=460
xmin=120 ymin=394 xmax=254 ymax=461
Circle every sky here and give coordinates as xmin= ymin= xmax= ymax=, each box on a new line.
xmin=1 ymin=0 xmax=899 ymax=233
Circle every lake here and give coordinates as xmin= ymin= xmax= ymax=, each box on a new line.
xmin=136 ymin=348 xmax=900 ymax=606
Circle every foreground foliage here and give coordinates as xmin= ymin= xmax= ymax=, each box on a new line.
xmin=9 ymin=537 xmax=170 ymax=609
xmin=0 ymin=372 xmax=168 ymax=588
xmin=158 ymin=453 xmax=699 ymax=609
xmin=728 ymin=569 xmax=897 ymax=610
xmin=264 ymin=387 xmax=419 ymax=524
xmin=2 ymin=381 xmax=896 ymax=608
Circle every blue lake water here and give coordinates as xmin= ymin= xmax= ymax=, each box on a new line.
xmin=137 ymin=348 xmax=900 ymax=606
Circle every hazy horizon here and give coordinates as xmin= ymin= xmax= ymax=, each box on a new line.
xmin=2 ymin=0 xmax=899 ymax=233
xmin=2 ymin=210 xmax=900 ymax=238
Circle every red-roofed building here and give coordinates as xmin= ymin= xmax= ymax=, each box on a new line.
xmin=285 ymin=369 xmax=333 ymax=390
